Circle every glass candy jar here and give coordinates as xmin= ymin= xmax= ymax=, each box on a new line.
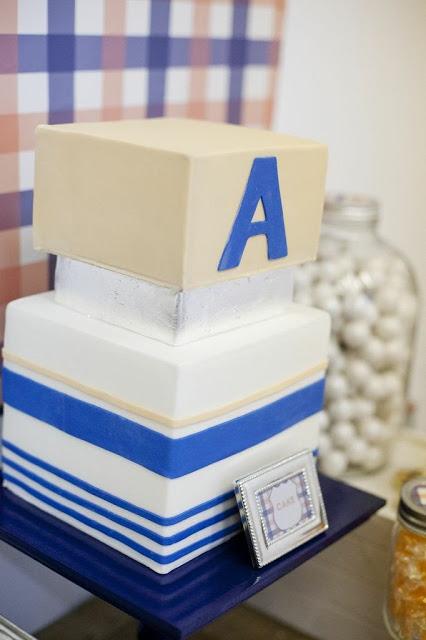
xmin=294 ymin=194 xmax=418 ymax=476
xmin=384 ymin=478 xmax=426 ymax=640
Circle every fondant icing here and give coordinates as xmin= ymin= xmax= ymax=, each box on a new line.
xmin=2 ymin=410 xmax=320 ymax=526
xmin=2 ymin=408 xmax=321 ymax=574
xmin=2 ymin=367 xmax=324 ymax=478
xmin=1 ymin=117 xmax=330 ymax=574
xmin=33 ymin=119 xmax=327 ymax=288
xmin=3 ymin=293 xmax=329 ymax=427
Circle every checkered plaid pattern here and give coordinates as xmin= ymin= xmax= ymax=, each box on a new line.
xmin=0 ymin=0 xmax=286 ymax=358
xmin=258 ymin=471 xmax=314 ymax=543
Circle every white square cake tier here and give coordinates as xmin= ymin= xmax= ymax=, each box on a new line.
xmin=1 ymin=293 xmax=329 ymax=573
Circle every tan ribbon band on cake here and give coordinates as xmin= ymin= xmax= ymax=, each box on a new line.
xmin=2 ymin=350 xmax=327 ymax=429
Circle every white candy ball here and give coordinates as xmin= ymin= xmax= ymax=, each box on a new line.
xmin=320 ymin=450 xmax=348 ymax=477
xmin=331 ymin=421 xmax=356 ymax=447
xmin=312 ymin=282 xmax=335 ymax=306
xmin=326 ymin=373 xmax=349 ymax=400
xmin=318 ymin=411 xmax=330 ymax=432
xmin=385 ymin=339 xmax=409 ymax=366
xmin=365 ymin=255 xmax=389 ymax=272
xmin=319 ymin=433 xmax=332 ymax=455
xmin=363 ymin=374 xmax=387 ymax=400
xmin=381 ymin=372 xmax=402 ymax=397
xmin=366 ymin=268 xmax=386 ymax=290
xmin=334 ymin=255 xmax=355 ymax=278
xmin=362 ymin=446 xmax=386 ymax=471
xmin=346 ymin=358 xmax=373 ymax=388
xmin=375 ymin=289 xmax=399 ymax=314
xmin=359 ymin=417 xmax=388 ymax=443
xmin=328 ymin=399 xmax=353 ymax=421
xmin=347 ymin=437 xmax=369 ymax=465
xmin=352 ymin=396 xmax=375 ymax=420
xmin=317 ymin=296 xmax=341 ymax=319
xmin=361 ymin=336 xmax=386 ymax=369
xmin=318 ymin=261 xmax=340 ymax=282
xmin=387 ymin=276 xmax=406 ymax=293
xmin=374 ymin=315 xmax=402 ymax=341
xmin=343 ymin=294 xmax=377 ymax=325
xmin=318 ymin=238 xmax=340 ymax=259
xmin=328 ymin=342 xmax=346 ymax=371
xmin=336 ymin=273 xmax=363 ymax=298
xmin=342 ymin=321 xmax=370 ymax=349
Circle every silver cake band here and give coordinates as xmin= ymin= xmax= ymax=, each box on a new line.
xmin=54 ymin=256 xmax=294 ymax=345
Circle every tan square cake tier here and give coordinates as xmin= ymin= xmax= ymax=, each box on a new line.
xmin=33 ymin=118 xmax=327 ymax=288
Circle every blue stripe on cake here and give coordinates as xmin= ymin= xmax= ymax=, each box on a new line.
xmin=2 ymin=440 xmax=235 ymax=526
xmin=2 ymin=367 xmax=324 ymax=478
xmin=2 ymin=455 xmax=238 ymax=545
xmin=2 ymin=472 xmax=241 ymax=565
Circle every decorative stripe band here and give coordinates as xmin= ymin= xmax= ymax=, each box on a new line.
xmin=2 ymin=458 xmax=238 ymax=546
xmin=2 ymin=440 xmax=234 ymax=526
xmin=2 ymin=473 xmax=241 ymax=566
xmin=3 ymin=368 xmax=325 ymax=478
xmin=2 ymin=350 xmax=327 ymax=428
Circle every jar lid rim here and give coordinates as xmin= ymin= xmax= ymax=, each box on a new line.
xmin=324 ymin=193 xmax=379 ymax=224
xmin=398 ymin=477 xmax=426 ymax=533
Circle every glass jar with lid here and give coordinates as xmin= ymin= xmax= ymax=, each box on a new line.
xmin=384 ymin=477 xmax=426 ymax=639
xmin=294 ymin=194 xmax=418 ymax=477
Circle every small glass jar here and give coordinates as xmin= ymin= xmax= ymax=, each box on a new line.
xmin=384 ymin=478 xmax=426 ymax=640
xmin=294 ymin=194 xmax=418 ymax=477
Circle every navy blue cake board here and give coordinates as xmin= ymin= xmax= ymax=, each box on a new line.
xmin=0 ymin=473 xmax=384 ymax=639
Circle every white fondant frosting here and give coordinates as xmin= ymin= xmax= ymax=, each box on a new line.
xmin=5 ymin=360 xmax=324 ymax=440
xmin=2 ymin=438 xmax=237 ymax=536
xmin=4 ymin=293 xmax=330 ymax=426
xmin=2 ymin=469 xmax=239 ymax=574
xmin=3 ymin=458 xmax=240 ymax=555
xmin=3 ymin=404 xmax=320 ymax=519
xmin=2 ymin=403 xmax=320 ymax=573
xmin=2 ymin=291 xmax=327 ymax=572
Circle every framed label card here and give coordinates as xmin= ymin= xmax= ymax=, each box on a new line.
xmin=234 ymin=450 xmax=328 ymax=568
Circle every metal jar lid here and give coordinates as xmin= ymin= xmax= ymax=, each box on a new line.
xmin=398 ymin=477 xmax=426 ymax=534
xmin=324 ymin=193 xmax=380 ymax=225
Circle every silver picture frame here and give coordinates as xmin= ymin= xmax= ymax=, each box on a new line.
xmin=234 ymin=449 xmax=328 ymax=568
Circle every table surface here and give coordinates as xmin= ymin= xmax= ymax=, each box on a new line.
xmin=349 ymin=431 xmax=426 ymax=520
xmin=0 ymin=474 xmax=384 ymax=640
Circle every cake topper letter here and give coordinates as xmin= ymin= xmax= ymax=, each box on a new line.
xmin=218 ymin=157 xmax=288 ymax=271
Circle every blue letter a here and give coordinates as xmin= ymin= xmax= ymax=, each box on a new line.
xmin=218 ymin=157 xmax=288 ymax=271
